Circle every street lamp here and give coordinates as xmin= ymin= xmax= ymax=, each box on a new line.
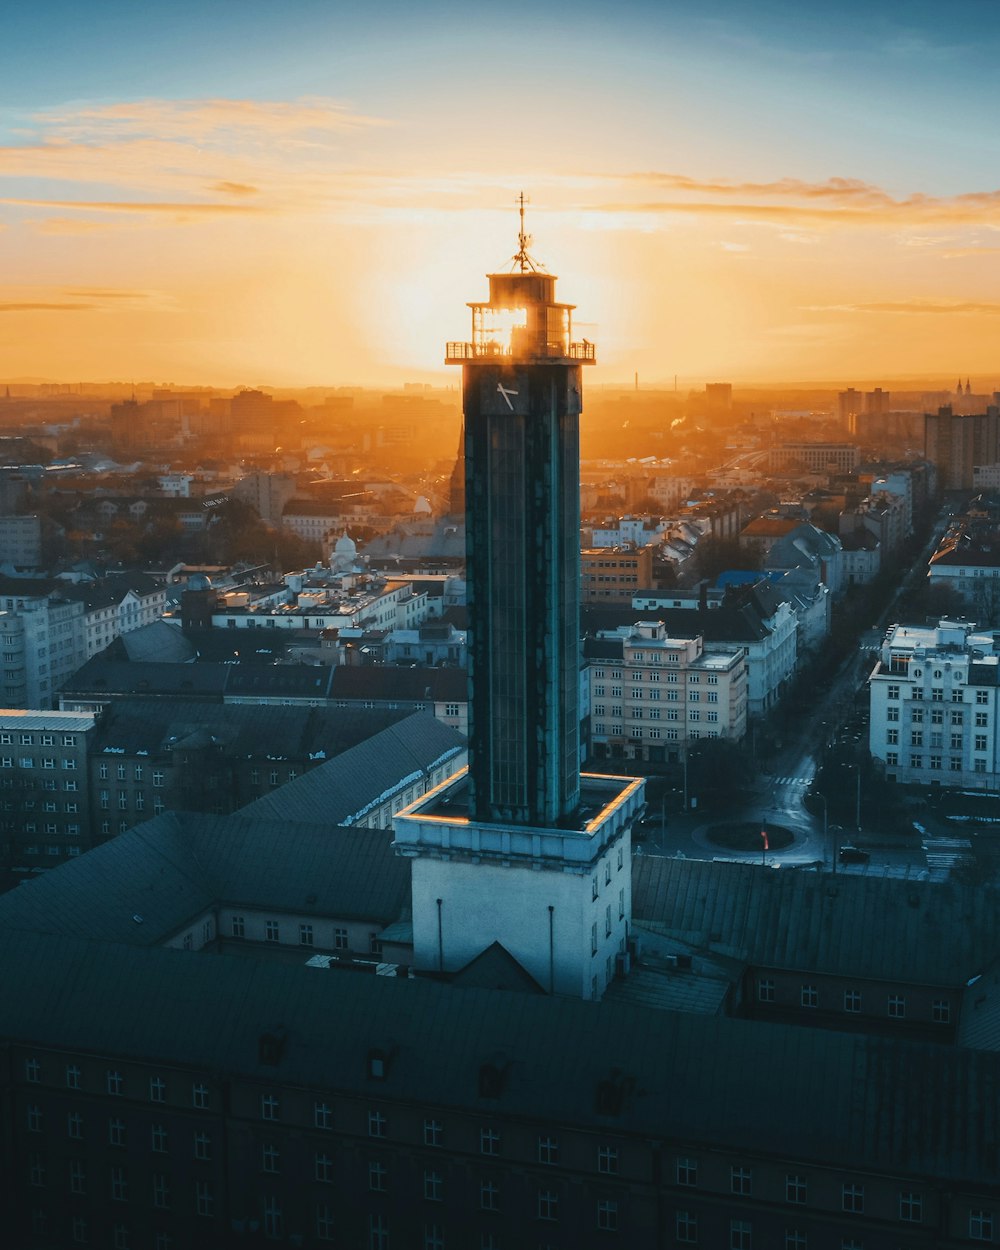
xmin=814 ymin=790 xmax=835 ymax=876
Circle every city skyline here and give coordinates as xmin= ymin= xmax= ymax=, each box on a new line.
xmin=4 ymin=1 xmax=1000 ymax=386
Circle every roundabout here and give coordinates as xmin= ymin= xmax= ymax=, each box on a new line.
xmin=704 ymin=821 xmax=797 ymax=853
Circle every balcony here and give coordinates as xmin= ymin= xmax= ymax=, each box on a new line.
xmin=445 ymin=340 xmax=595 ymax=364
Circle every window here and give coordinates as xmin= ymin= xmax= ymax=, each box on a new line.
xmin=334 ymin=928 xmax=349 ymax=950
xmin=194 ymin=1130 xmax=212 ymax=1160
xmin=910 ymin=730 xmax=923 ymax=746
xmin=195 ymin=1179 xmax=214 ymax=1217
xmin=316 ymin=1204 xmax=335 ymax=1242
xmin=109 ymin=1117 xmax=126 ymax=1147
xmin=844 ymin=990 xmax=861 ymax=1013
xmin=598 ymin=1144 xmax=619 ymax=1174
xmin=192 ymin=1082 xmax=209 ymax=1109
xmin=149 ymin=1076 xmax=166 ymax=1103
xmin=151 ymin=1124 xmax=168 ymax=1153
xmin=231 ymin=915 xmax=245 ymax=938
xmin=369 ymin=1214 xmax=389 ymax=1250
xmin=369 ymin=1161 xmax=387 ymax=1192
xmin=481 ymin=1126 xmax=500 ymax=1155
xmin=730 ymin=1219 xmax=752 ymax=1250
xmin=731 ymin=1166 xmax=752 ymax=1196
xmin=261 ymin=1142 xmax=280 ymax=1174
xmin=888 ymin=995 xmax=906 ymax=1019
xmin=970 ymin=1210 xmax=994 ymax=1240
xmin=68 ymin=1111 xmax=83 ymax=1140
xmin=842 ymin=1183 xmax=864 ymax=1213
xmin=676 ymin=1211 xmax=698 ymax=1243
xmin=976 ymin=734 xmax=989 ymax=751
xmin=757 ymin=978 xmax=775 ymax=1003
xmin=786 ymin=1174 xmax=806 ymax=1203
xmin=261 ymin=1094 xmax=279 ymax=1121
xmin=933 ymin=999 xmax=951 ymax=1024
xmin=785 ymin=1233 xmax=807 ymax=1250
xmin=677 ymin=1156 xmax=698 ymax=1186
xmin=27 ymin=1103 xmax=42 ymax=1132
xmin=886 ymin=729 xmax=899 ymax=745
xmin=899 ymin=1191 xmax=922 ymax=1222
xmin=265 ymin=920 xmax=280 ymax=943
xmin=110 ymin=1165 xmax=128 ymax=1202
xmin=28 ymin=1152 xmax=45 ymax=1187
xmin=911 ymin=708 xmax=924 ymax=723
xmin=424 ymin=1169 xmax=443 ymax=1201
xmin=152 ymin=770 xmax=164 ymax=787
xmin=368 ymin=1109 xmax=387 ymax=1138
xmin=977 ymin=690 xmax=990 ymax=705
xmin=537 ymin=1190 xmax=559 ymax=1221
xmin=800 ymin=985 xmax=818 ymax=1009
xmin=113 ymin=1226 xmax=130 ymax=1250
xmin=977 ymin=712 xmax=990 ymax=727
xmin=423 ymin=1118 xmax=443 ymax=1147
xmin=597 ymin=1199 xmax=618 ymax=1232
xmin=299 ymin=923 xmax=314 ymax=947
xmin=887 ymin=707 xmax=899 ymax=722
xmin=107 ymin=1069 xmax=123 ymax=1096
xmin=887 ymin=684 xmax=900 ymax=699
xmin=314 ymin=1100 xmax=333 ymax=1130
xmin=538 ymin=1135 xmax=559 ymax=1165
xmin=932 ymin=687 xmax=944 ymax=702
xmin=69 ymin=1159 xmax=87 ymax=1194
xmin=71 ymin=1216 xmax=87 ymax=1244
xmin=423 ymin=1225 xmax=444 ymax=1250
xmin=25 ymin=1057 xmax=40 ymax=1083
xmin=315 ymin=1152 xmax=333 ymax=1183
xmin=152 ymin=1173 xmax=170 ymax=1209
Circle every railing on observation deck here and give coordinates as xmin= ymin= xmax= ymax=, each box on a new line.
xmin=445 ymin=341 xmax=596 ymax=363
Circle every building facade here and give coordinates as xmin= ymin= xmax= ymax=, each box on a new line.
xmin=588 ymin=621 xmax=748 ymax=764
xmin=869 ymin=619 xmax=1000 ymax=790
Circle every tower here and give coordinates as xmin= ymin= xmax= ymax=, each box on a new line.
xmin=394 ymin=205 xmax=644 ymax=999
xmin=453 ymin=199 xmax=591 ymax=827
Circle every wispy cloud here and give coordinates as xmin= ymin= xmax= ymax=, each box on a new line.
xmin=593 ymin=172 xmax=1000 ymax=231
xmin=34 ymin=97 xmax=386 ymax=144
xmin=805 ymin=300 xmax=1000 ymax=316
xmin=0 ymin=302 xmax=94 ymax=313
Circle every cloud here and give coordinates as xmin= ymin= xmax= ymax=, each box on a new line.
xmin=0 ymin=302 xmax=94 ymax=313
xmin=594 ymin=172 xmax=1000 ymax=231
xmin=64 ymin=289 xmax=149 ymax=300
xmin=804 ymin=300 xmax=1000 ymax=316
xmin=212 ymin=181 xmax=259 ymax=196
xmin=34 ymin=97 xmax=386 ymax=144
xmin=2 ymin=197 xmax=264 ymax=218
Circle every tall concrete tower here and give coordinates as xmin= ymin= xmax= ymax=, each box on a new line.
xmin=394 ymin=207 xmax=644 ymax=999
xmin=452 ymin=206 xmax=592 ymax=827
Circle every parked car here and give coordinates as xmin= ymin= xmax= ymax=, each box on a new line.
xmin=839 ymin=845 xmax=870 ymax=865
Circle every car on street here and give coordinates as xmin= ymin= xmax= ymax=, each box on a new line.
xmin=839 ymin=845 xmax=870 ymax=865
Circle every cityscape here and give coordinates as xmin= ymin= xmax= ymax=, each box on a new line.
xmin=4 ymin=1 xmax=1000 ymax=1248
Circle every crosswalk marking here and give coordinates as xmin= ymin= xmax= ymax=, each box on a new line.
xmin=772 ymin=776 xmax=813 ymax=786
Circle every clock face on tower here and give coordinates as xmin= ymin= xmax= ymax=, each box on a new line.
xmin=480 ymin=369 xmax=530 ymax=417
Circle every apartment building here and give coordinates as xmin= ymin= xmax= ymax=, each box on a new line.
xmin=588 ymin=621 xmax=747 ymax=764
xmin=581 ymin=546 xmax=654 ymax=604
xmin=869 ymin=619 xmax=1000 ymax=790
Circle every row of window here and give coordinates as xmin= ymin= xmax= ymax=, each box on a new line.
xmin=0 ymin=732 xmax=78 ymax=746
xmin=885 ymin=681 xmax=990 ymax=705
xmin=230 ymin=916 xmax=381 ymax=953
xmin=886 ymin=753 xmax=989 ymax=773
xmin=757 ymin=980 xmax=951 ymax=1021
xmin=1 ymin=756 xmax=77 ymax=770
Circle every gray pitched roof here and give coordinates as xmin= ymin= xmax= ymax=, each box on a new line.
xmin=2 ymin=928 xmax=1000 ymax=1185
xmin=0 ymin=809 xmax=410 ymax=943
xmin=238 ymin=712 xmax=465 ymax=825
xmin=632 ymin=856 xmax=1000 ymax=988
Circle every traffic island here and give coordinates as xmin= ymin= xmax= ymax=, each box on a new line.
xmin=706 ymin=822 xmax=796 ymax=852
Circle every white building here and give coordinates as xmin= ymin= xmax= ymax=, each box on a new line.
xmin=394 ymin=769 xmax=644 ymax=999
xmin=869 ymin=619 xmax=1000 ymax=790
xmin=0 ymin=594 xmax=87 ymax=709
xmin=588 ymin=621 xmax=748 ymax=764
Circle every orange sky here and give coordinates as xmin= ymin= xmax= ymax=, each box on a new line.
xmin=3 ymin=2 xmax=1000 ymax=388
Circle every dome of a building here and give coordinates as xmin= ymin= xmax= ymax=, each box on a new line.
xmin=186 ymin=573 xmax=213 ymax=592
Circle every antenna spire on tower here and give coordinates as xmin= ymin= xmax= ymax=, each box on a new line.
xmin=511 ymin=192 xmax=543 ymax=273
